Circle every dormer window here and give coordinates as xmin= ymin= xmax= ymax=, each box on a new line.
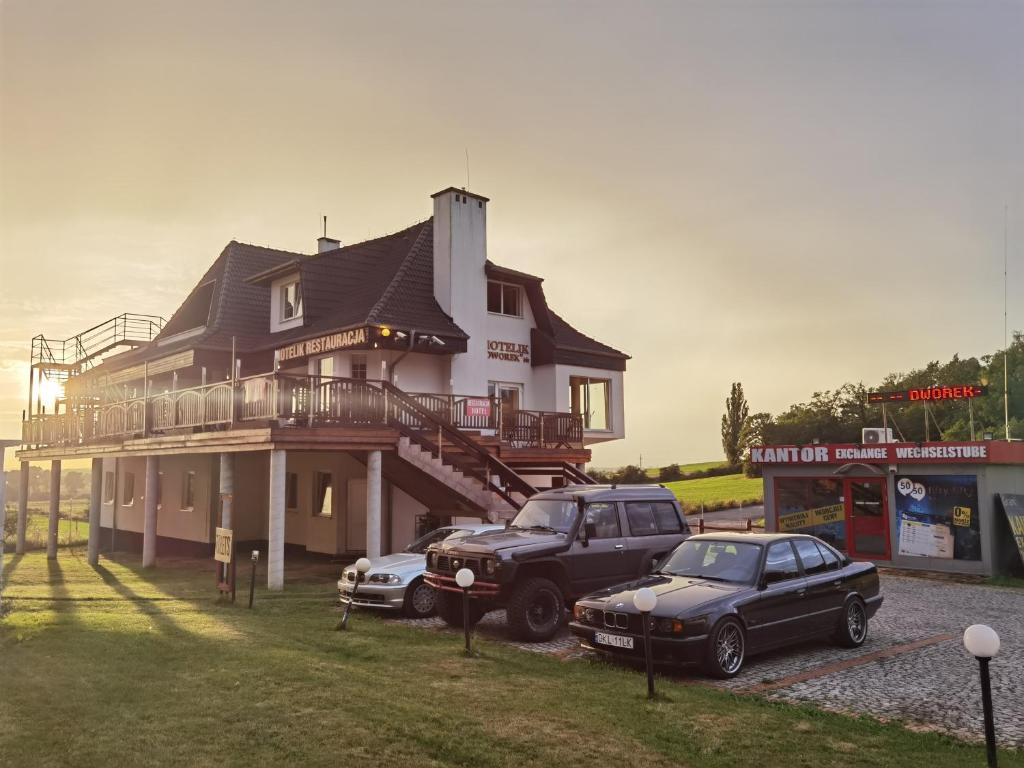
xmin=281 ymin=280 xmax=303 ymax=320
xmin=487 ymin=280 xmax=522 ymax=317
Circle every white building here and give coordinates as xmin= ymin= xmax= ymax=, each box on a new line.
xmin=16 ymin=186 xmax=629 ymax=587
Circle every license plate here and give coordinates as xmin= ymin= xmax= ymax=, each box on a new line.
xmin=594 ymin=632 xmax=634 ymax=649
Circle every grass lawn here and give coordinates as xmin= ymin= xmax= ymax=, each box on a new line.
xmin=644 ymin=461 xmax=728 ymax=479
xmin=664 ymin=473 xmax=764 ymax=509
xmin=3 ymin=511 xmax=89 ymax=550
xmin=1 ymin=549 xmax=1017 ymax=767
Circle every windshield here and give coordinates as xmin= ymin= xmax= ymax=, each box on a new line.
xmin=406 ymin=527 xmax=475 ymax=554
xmin=510 ymin=499 xmax=578 ymax=533
xmin=659 ymin=540 xmax=762 ymax=584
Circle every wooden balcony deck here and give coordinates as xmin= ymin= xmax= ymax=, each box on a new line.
xmin=19 ymin=374 xmax=585 ymax=457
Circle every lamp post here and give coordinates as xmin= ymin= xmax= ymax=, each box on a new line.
xmin=248 ymin=550 xmax=259 ymax=609
xmin=455 ymin=567 xmax=475 ymax=655
xmin=337 ymin=557 xmax=371 ymax=631
xmin=633 ymin=587 xmax=658 ymax=699
xmin=963 ymin=623 xmax=1001 ymax=767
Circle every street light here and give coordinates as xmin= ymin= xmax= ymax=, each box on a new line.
xmin=455 ymin=567 xmax=475 ymax=655
xmin=337 ymin=557 xmax=372 ymax=631
xmin=963 ymin=623 xmax=1001 ymax=767
xmin=633 ymin=587 xmax=657 ymax=699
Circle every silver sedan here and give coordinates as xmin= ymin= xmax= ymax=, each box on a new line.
xmin=338 ymin=523 xmax=504 ymax=618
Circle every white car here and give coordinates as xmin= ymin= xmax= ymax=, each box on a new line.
xmin=338 ymin=523 xmax=505 ymax=618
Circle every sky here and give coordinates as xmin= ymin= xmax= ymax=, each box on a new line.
xmin=1 ymin=0 xmax=1022 ymax=471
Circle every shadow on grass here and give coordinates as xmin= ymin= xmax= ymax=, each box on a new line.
xmin=93 ymin=562 xmax=194 ymax=638
xmin=3 ymin=552 xmax=24 ymax=584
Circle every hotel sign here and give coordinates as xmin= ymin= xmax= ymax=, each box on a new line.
xmin=214 ymin=527 xmax=234 ymax=564
xmin=277 ymin=327 xmax=370 ymax=362
xmin=750 ymin=441 xmax=991 ymax=465
xmin=867 ymin=385 xmax=988 ymax=404
xmin=487 ymin=339 xmax=530 ymax=363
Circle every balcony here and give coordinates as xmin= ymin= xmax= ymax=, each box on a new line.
xmin=20 ymin=374 xmax=584 ymax=452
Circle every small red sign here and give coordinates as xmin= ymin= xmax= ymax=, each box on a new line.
xmin=465 ymin=398 xmax=492 ymax=418
xmin=868 ymin=385 xmax=988 ymax=404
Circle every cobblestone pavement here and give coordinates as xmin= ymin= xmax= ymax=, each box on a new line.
xmin=389 ymin=574 xmax=1024 ymax=746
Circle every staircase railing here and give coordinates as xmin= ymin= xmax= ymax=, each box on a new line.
xmin=380 ymin=381 xmax=537 ymax=506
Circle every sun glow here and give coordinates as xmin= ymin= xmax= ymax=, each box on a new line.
xmin=37 ymin=377 xmax=65 ymax=411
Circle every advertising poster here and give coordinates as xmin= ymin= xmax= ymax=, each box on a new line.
xmin=998 ymin=494 xmax=1024 ymax=567
xmin=895 ymin=475 xmax=980 ymax=560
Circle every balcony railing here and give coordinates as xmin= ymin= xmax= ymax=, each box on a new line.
xmin=20 ymin=374 xmax=584 ymax=451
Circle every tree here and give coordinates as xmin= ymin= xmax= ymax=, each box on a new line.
xmin=740 ymin=412 xmax=774 ymax=477
xmin=64 ymin=471 xmax=86 ymax=499
xmin=720 ymin=382 xmax=749 ymax=466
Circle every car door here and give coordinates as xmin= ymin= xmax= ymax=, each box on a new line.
xmin=623 ymin=501 xmax=687 ymax=574
xmin=745 ymin=540 xmax=809 ymax=651
xmin=565 ymin=501 xmax=633 ymax=596
xmin=792 ymin=538 xmax=843 ymax=634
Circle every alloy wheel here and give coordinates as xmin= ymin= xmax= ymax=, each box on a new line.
xmin=411 ymin=583 xmax=436 ymax=615
xmin=716 ymin=623 xmax=744 ymax=674
xmin=847 ymin=601 xmax=866 ymax=643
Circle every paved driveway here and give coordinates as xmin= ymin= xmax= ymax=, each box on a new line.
xmin=393 ymin=574 xmax=1024 ymax=747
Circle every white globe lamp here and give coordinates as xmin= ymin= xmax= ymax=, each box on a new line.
xmin=455 ymin=568 xmax=475 ymax=589
xmin=633 ymin=587 xmax=657 ymax=614
xmin=963 ymin=624 xmax=1000 ymax=659
xmin=355 ymin=557 xmax=372 ymax=574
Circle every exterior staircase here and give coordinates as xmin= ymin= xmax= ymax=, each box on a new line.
xmin=395 ymin=436 xmax=519 ymax=520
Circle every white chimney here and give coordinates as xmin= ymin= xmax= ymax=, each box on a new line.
xmin=317 ymin=236 xmax=341 ymax=253
xmin=431 ymin=187 xmax=489 ymax=394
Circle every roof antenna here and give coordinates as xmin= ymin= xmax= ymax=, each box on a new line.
xmin=464 ymin=148 xmax=470 ymax=190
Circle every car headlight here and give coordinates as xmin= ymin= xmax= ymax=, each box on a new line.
xmin=368 ymin=573 xmax=402 ymax=585
xmin=427 ymin=552 xmax=436 ymax=568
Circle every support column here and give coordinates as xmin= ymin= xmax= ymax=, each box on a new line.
xmin=46 ymin=459 xmax=61 ymax=559
xmin=219 ymin=453 xmax=234 ymax=529
xmin=87 ymin=458 xmax=102 ymax=565
xmin=267 ymin=450 xmax=286 ymax=590
xmin=366 ymin=450 xmax=382 ymax=558
xmin=142 ymin=456 xmax=158 ymax=568
xmin=16 ymin=461 xmax=29 ymax=554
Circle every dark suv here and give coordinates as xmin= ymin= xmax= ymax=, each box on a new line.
xmin=423 ymin=485 xmax=690 ymax=641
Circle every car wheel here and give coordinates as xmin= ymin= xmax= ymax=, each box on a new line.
xmin=704 ymin=617 xmax=746 ymax=679
xmin=506 ymin=577 xmax=564 ymax=642
xmin=435 ymin=588 xmax=486 ymax=628
xmin=835 ymin=597 xmax=868 ymax=648
xmin=402 ymin=578 xmax=437 ymax=619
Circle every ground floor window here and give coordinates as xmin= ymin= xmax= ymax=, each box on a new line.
xmin=286 ymin=472 xmax=299 ymax=511
xmin=569 ymin=376 xmax=610 ymax=430
xmin=350 ymin=354 xmax=367 ymax=380
xmin=122 ymin=472 xmax=135 ymax=506
xmin=313 ymin=471 xmax=333 ymax=518
xmin=181 ymin=471 xmax=196 ymax=510
xmin=894 ymin=474 xmax=980 ymax=561
xmin=775 ymin=478 xmax=846 ymax=550
xmin=103 ymin=471 xmax=115 ymax=503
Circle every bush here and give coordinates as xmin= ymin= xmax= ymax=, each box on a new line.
xmin=658 ymin=464 xmax=683 ymax=482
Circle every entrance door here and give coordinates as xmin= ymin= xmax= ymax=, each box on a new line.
xmin=845 ymin=479 xmax=889 ymax=560
xmin=489 ymin=382 xmax=523 ymax=431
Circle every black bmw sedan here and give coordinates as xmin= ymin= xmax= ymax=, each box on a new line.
xmin=569 ymin=533 xmax=883 ymax=678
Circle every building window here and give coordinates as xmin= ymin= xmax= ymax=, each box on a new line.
xmin=103 ymin=472 xmax=115 ymax=503
xmin=570 ymin=376 xmax=611 ymax=430
xmin=286 ymin=472 xmax=298 ymax=511
xmin=182 ymin=471 xmax=196 ymax=510
xmin=487 ymin=280 xmax=522 ymax=317
xmin=313 ymin=471 xmax=333 ymax=518
xmin=122 ymin=473 xmax=135 ymax=506
xmin=281 ymin=280 xmax=303 ymax=320
xmin=351 ymin=354 xmax=367 ymax=380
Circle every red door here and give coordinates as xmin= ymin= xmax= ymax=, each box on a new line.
xmin=845 ymin=478 xmax=890 ymax=561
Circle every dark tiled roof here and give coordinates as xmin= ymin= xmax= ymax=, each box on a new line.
xmin=256 ymin=219 xmax=467 ymax=349
xmin=85 ymin=219 xmax=625 ymax=375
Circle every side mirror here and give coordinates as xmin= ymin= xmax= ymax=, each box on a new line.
xmin=504 ymin=519 xmax=511 ymax=531
xmin=757 ymin=573 xmax=768 ymax=591
xmin=580 ymin=521 xmax=595 ymax=547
